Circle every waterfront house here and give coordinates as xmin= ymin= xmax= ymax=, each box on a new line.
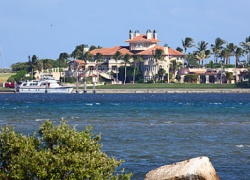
xmin=68 ymin=30 xmax=185 ymax=83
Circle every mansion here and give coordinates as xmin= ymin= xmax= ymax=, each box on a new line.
xmin=67 ymin=30 xmax=184 ymax=83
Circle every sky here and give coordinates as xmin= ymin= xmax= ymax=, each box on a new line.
xmin=0 ymin=0 xmax=250 ymax=68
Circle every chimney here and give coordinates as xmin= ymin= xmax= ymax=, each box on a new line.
xmin=164 ymin=44 xmax=169 ymax=55
xmin=153 ymin=30 xmax=157 ymax=39
xmin=135 ymin=30 xmax=140 ymax=37
xmin=129 ymin=30 xmax=134 ymax=39
xmin=146 ymin=29 xmax=152 ymax=39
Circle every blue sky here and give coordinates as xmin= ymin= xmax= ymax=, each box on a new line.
xmin=0 ymin=0 xmax=250 ymax=68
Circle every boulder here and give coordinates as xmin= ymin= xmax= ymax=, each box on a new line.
xmin=144 ymin=156 xmax=220 ymax=180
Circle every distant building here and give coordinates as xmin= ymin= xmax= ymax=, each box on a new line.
xmin=77 ymin=29 xmax=184 ymax=83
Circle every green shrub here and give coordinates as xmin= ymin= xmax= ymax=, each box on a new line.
xmin=236 ymin=82 xmax=250 ymax=88
xmin=137 ymin=79 xmax=144 ymax=83
xmin=64 ymin=77 xmax=77 ymax=83
xmin=147 ymin=79 xmax=154 ymax=84
xmin=185 ymin=74 xmax=199 ymax=83
xmin=0 ymin=120 xmax=132 ymax=179
xmin=226 ymin=72 xmax=234 ymax=80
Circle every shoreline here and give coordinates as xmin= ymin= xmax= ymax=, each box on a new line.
xmin=1 ymin=88 xmax=250 ymax=94
xmin=90 ymin=88 xmax=250 ymax=94
xmin=0 ymin=88 xmax=250 ymax=94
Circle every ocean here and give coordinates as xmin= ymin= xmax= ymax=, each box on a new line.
xmin=0 ymin=93 xmax=250 ymax=179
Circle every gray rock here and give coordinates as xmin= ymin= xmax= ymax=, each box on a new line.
xmin=145 ymin=156 xmax=220 ymax=180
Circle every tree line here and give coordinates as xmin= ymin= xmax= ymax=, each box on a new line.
xmin=177 ymin=36 xmax=250 ymax=68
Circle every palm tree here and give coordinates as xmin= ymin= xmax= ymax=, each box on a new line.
xmin=234 ymin=46 xmax=244 ymax=83
xmin=226 ymin=43 xmax=236 ymax=64
xmin=219 ymin=48 xmax=230 ymax=66
xmin=153 ymin=49 xmax=164 ymax=82
xmin=58 ymin=52 xmax=70 ymax=81
xmin=84 ymin=51 xmax=93 ymax=62
xmin=182 ymin=37 xmax=195 ymax=67
xmin=113 ymin=51 xmax=122 ymax=84
xmin=194 ymin=41 xmax=210 ymax=65
xmin=240 ymin=36 xmax=250 ymax=64
xmin=182 ymin=37 xmax=195 ymax=54
xmin=123 ymin=53 xmax=131 ymax=85
xmin=234 ymin=46 xmax=243 ymax=68
xmin=211 ymin=37 xmax=226 ymax=63
xmin=132 ymin=55 xmax=143 ymax=84
xmin=95 ymin=52 xmax=103 ymax=83
xmin=28 ymin=55 xmax=38 ymax=79
xmin=195 ymin=51 xmax=206 ymax=65
xmin=176 ymin=47 xmax=184 ymax=53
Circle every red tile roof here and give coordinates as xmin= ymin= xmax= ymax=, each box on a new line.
xmin=90 ymin=46 xmax=133 ymax=56
xmin=69 ymin=60 xmax=85 ymax=64
xmin=125 ymin=34 xmax=161 ymax=43
xmin=136 ymin=45 xmax=184 ymax=56
xmin=90 ymin=45 xmax=184 ymax=57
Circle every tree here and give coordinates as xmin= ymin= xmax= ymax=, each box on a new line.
xmin=58 ymin=52 xmax=70 ymax=68
xmin=123 ymin=54 xmax=131 ymax=85
xmin=211 ymin=37 xmax=226 ymax=63
xmin=7 ymin=70 xmax=29 ymax=82
xmin=11 ymin=62 xmax=29 ymax=72
xmin=153 ymin=49 xmax=164 ymax=82
xmin=158 ymin=68 xmax=166 ymax=81
xmin=240 ymin=36 xmax=250 ymax=64
xmin=0 ymin=120 xmax=132 ymax=179
xmin=132 ymin=55 xmax=143 ymax=84
xmin=194 ymin=41 xmax=210 ymax=65
xmin=182 ymin=37 xmax=195 ymax=67
xmin=234 ymin=46 xmax=244 ymax=68
xmin=182 ymin=37 xmax=195 ymax=54
xmin=114 ymin=51 xmax=122 ymax=84
xmin=28 ymin=55 xmax=39 ymax=79
xmin=186 ymin=53 xmax=199 ymax=68
xmin=71 ymin=44 xmax=88 ymax=60
xmin=176 ymin=47 xmax=184 ymax=53
xmin=95 ymin=52 xmax=104 ymax=83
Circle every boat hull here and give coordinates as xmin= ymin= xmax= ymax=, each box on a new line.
xmin=18 ymin=87 xmax=73 ymax=94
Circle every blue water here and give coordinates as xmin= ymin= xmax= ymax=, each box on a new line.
xmin=0 ymin=93 xmax=250 ymax=179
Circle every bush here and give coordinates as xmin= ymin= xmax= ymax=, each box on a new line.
xmin=147 ymin=79 xmax=154 ymax=84
xmin=64 ymin=77 xmax=77 ymax=83
xmin=236 ymin=82 xmax=250 ymax=88
xmin=185 ymin=74 xmax=199 ymax=83
xmin=0 ymin=120 xmax=132 ymax=179
xmin=137 ymin=79 xmax=144 ymax=83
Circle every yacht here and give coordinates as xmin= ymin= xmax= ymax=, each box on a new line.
xmin=18 ymin=75 xmax=73 ymax=94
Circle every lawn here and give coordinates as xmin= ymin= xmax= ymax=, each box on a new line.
xmin=0 ymin=73 xmax=15 ymax=83
xmin=94 ymin=83 xmax=237 ymax=89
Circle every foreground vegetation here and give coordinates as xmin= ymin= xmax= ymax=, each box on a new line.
xmin=0 ymin=120 xmax=132 ymax=179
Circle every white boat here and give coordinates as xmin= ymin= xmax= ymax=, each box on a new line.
xmin=18 ymin=75 xmax=73 ymax=94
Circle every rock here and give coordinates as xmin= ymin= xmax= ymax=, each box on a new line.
xmin=144 ymin=156 xmax=220 ymax=180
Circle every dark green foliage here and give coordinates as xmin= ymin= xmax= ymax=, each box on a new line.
xmin=64 ymin=77 xmax=77 ymax=83
xmin=185 ymin=74 xmax=199 ymax=83
xmin=7 ymin=70 xmax=30 ymax=82
xmin=11 ymin=62 xmax=29 ymax=72
xmin=226 ymin=72 xmax=234 ymax=80
xmin=147 ymin=79 xmax=154 ymax=84
xmin=0 ymin=120 xmax=132 ymax=179
xmin=236 ymin=82 xmax=250 ymax=88
xmin=209 ymin=75 xmax=215 ymax=83
xmin=118 ymin=66 xmax=143 ymax=83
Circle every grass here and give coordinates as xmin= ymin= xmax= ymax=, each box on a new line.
xmin=94 ymin=83 xmax=237 ymax=89
xmin=0 ymin=73 xmax=15 ymax=83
